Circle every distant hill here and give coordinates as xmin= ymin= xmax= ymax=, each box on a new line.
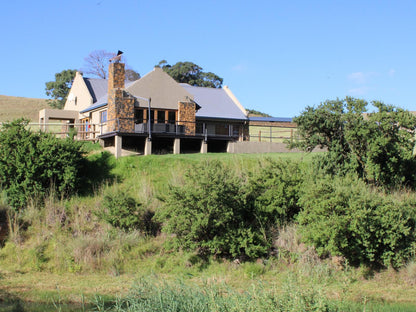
xmin=0 ymin=95 xmax=50 ymax=122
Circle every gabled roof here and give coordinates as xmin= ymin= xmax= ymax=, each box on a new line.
xmin=126 ymin=67 xmax=192 ymax=110
xmin=79 ymin=68 xmax=247 ymax=121
xmin=83 ymin=78 xmax=107 ymax=103
xmin=180 ymin=84 xmax=247 ymax=121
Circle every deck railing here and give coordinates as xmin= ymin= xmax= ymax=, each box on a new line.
xmin=1 ymin=119 xmax=300 ymax=143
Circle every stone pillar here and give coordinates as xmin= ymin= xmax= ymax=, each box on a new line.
xmin=107 ymin=62 xmax=135 ymax=133
xmin=115 ymin=135 xmax=122 ymax=159
xmin=200 ymin=140 xmax=208 ymax=153
xmin=178 ymin=101 xmax=196 ymax=135
xmin=227 ymin=141 xmax=234 ymax=153
xmin=173 ymin=138 xmax=181 ymax=154
xmin=145 ymin=139 xmax=152 ymax=155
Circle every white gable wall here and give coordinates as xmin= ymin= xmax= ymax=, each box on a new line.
xmin=64 ymin=72 xmax=94 ymax=113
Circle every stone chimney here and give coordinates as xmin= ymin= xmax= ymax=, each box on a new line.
xmin=107 ymin=62 xmax=134 ymax=132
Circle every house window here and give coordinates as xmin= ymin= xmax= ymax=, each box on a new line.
xmin=168 ymin=111 xmax=176 ymax=124
xmin=157 ymin=110 xmax=165 ymax=123
xmin=134 ymin=109 xmax=144 ymax=123
xmin=100 ymin=110 xmax=107 ymax=123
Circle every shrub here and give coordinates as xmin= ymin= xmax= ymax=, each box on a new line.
xmin=247 ymin=159 xmax=304 ymax=227
xmin=298 ymin=174 xmax=416 ymax=268
xmin=157 ymin=160 xmax=269 ymax=259
xmin=0 ymin=119 xmax=85 ymax=211
xmin=98 ymin=190 xmax=157 ymax=234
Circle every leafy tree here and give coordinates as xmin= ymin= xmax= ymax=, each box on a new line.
xmin=157 ymin=160 xmax=268 ymax=259
xmin=156 ymin=60 xmax=223 ymax=88
xmin=292 ymin=97 xmax=416 ymax=188
xmin=246 ymin=109 xmax=272 ymax=117
xmin=0 ymin=119 xmax=85 ymax=210
xmin=82 ymin=50 xmax=140 ymax=80
xmin=45 ymin=69 xmax=77 ymax=109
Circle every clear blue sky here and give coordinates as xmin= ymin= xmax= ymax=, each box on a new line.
xmin=1 ymin=0 xmax=415 ymax=117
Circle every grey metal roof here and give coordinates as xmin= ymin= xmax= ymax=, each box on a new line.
xmin=80 ymin=80 xmax=135 ymax=113
xmin=83 ymin=78 xmax=108 ymax=103
xmin=80 ymin=96 xmax=107 ymax=113
xmin=249 ymin=117 xmax=293 ymax=122
xmin=180 ymin=84 xmax=247 ymax=121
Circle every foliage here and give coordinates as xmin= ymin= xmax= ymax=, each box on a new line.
xmin=298 ymin=173 xmax=416 ymax=268
xmin=156 ymin=60 xmax=223 ymax=88
xmin=246 ymin=108 xmax=272 ymax=117
xmin=44 ymin=69 xmax=77 ymax=109
xmin=157 ymin=160 xmax=268 ymax=259
xmin=247 ymin=159 xmax=304 ymax=227
xmin=98 ymin=190 xmax=156 ymax=234
xmin=292 ymin=97 xmax=416 ymax=188
xmin=96 ymin=277 xmax=340 ymax=312
xmin=0 ymin=119 xmax=84 ymax=210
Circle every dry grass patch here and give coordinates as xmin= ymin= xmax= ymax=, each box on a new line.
xmin=0 ymin=95 xmax=49 ymax=122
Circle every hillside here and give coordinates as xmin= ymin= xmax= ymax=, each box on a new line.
xmin=0 ymin=95 xmax=50 ymax=122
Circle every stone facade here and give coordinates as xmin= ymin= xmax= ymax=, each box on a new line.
xmin=178 ymin=101 xmax=196 ymax=135
xmin=107 ymin=62 xmax=135 ymax=132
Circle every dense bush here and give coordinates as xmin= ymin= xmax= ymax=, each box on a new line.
xmin=247 ymin=159 xmax=304 ymax=227
xmin=0 ymin=119 xmax=85 ymax=210
xmin=157 ymin=160 xmax=269 ymax=259
xmin=298 ymin=173 xmax=416 ymax=268
xmin=99 ymin=190 xmax=157 ymax=234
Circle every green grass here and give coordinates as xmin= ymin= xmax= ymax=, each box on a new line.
xmin=2 ymin=151 xmax=416 ymax=309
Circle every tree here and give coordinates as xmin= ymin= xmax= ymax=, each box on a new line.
xmin=82 ymin=50 xmax=114 ymax=79
xmin=156 ymin=60 xmax=223 ymax=88
xmin=45 ymin=69 xmax=77 ymax=109
xmin=292 ymin=97 xmax=416 ymax=188
xmin=82 ymin=50 xmax=140 ymax=80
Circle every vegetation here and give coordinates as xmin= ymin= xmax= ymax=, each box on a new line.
xmin=2 ymin=95 xmax=416 ymax=309
xmin=82 ymin=50 xmax=140 ymax=80
xmin=0 ymin=95 xmax=49 ymax=122
xmin=0 ymin=119 xmax=84 ymax=211
xmin=292 ymin=97 xmax=416 ymax=188
xmin=246 ymin=108 xmax=272 ymax=117
xmin=44 ymin=69 xmax=77 ymax=109
xmin=156 ymin=60 xmax=223 ymax=88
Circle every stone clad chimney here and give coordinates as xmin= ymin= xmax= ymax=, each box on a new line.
xmin=107 ymin=62 xmax=134 ymax=132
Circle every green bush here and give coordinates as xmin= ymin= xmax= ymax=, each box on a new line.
xmin=298 ymin=173 xmax=416 ymax=268
xmin=99 ymin=190 xmax=157 ymax=234
xmin=157 ymin=160 xmax=269 ymax=259
xmin=0 ymin=119 xmax=84 ymax=210
xmin=247 ymin=159 xmax=304 ymax=227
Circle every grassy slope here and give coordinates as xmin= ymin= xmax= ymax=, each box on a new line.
xmin=1 ymin=152 xmax=416 ymax=310
xmin=0 ymin=95 xmax=50 ymax=122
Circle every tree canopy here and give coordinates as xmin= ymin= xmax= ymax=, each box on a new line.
xmin=292 ymin=97 xmax=416 ymax=188
xmin=45 ymin=69 xmax=77 ymax=109
xmin=156 ymin=60 xmax=223 ymax=88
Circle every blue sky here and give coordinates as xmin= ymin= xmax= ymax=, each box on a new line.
xmin=0 ymin=0 xmax=415 ymax=117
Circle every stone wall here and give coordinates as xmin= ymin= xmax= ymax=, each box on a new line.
xmin=178 ymin=101 xmax=196 ymax=135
